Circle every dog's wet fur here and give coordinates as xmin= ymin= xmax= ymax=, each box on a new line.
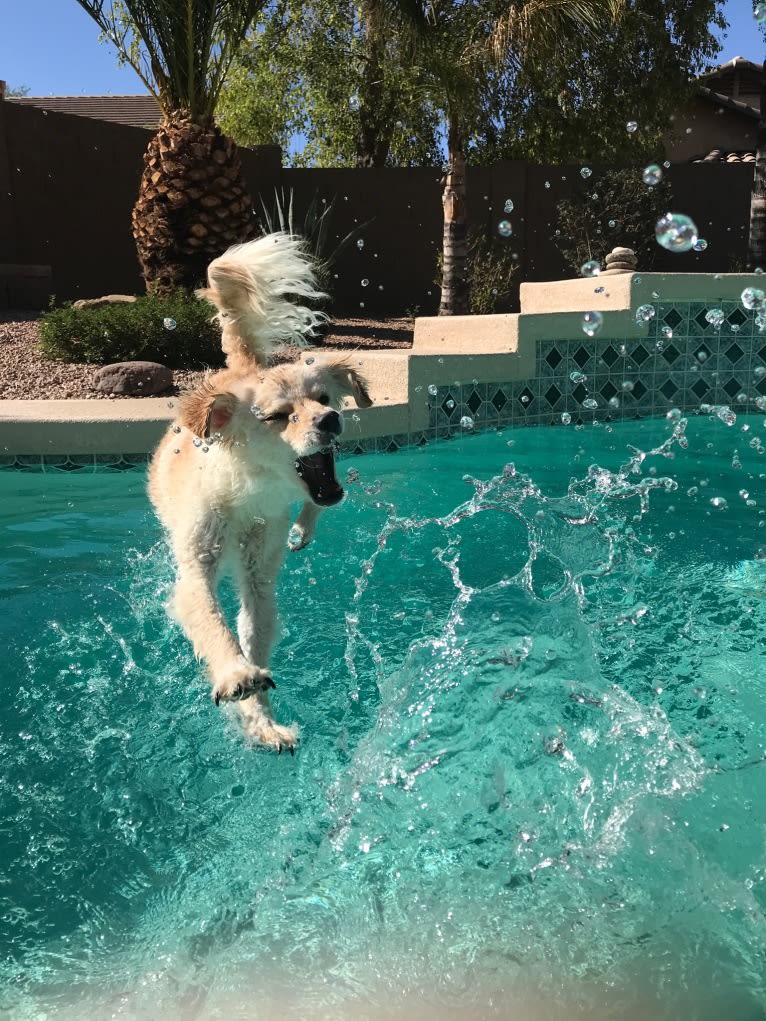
xmin=148 ymin=234 xmax=372 ymax=754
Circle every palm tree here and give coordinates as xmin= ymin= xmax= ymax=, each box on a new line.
xmin=75 ymin=0 xmax=267 ymax=294
xmin=424 ymin=0 xmax=625 ymax=315
xmin=748 ymin=57 xmax=766 ymax=271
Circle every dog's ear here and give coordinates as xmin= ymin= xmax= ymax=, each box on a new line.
xmin=323 ymin=358 xmax=373 ymax=408
xmin=178 ymin=386 xmax=239 ymax=441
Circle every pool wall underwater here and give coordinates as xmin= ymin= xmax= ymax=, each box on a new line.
xmin=1 ymin=271 xmax=765 ymax=468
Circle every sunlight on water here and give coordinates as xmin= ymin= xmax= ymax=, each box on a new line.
xmin=2 ymin=416 xmax=766 ymax=1019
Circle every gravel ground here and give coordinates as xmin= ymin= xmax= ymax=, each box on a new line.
xmin=0 ymin=311 xmax=414 ymax=400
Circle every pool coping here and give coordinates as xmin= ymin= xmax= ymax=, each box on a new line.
xmin=1 ymin=272 xmax=761 ymax=458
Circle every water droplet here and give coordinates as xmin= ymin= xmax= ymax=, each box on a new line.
xmin=580 ymin=259 xmax=601 ymax=277
xmin=715 ymin=406 xmax=736 ymax=426
xmin=163 ymin=317 xmax=177 ymax=330
xmin=693 ymin=238 xmax=708 ymax=252
xmin=580 ymin=166 xmax=592 ymax=179
xmin=581 ymin=311 xmax=603 ymax=336
xmin=741 ymin=287 xmax=766 ymax=310
xmin=626 ymin=119 xmax=638 ymax=133
xmin=635 ymin=303 xmax=656 ymax=324
xmin=655 ymin=212 xmax=699 ymax=252
xmin=561 ymin=411 xmax=572 ymax=424
xmin=642 ymin=163 xmax=663 ymax=186
xmin=503 ymin=199 xmax=514 ymax=213
xmin=497 ymin=220 xmax=513 ymax=238
xmin=459 ymin=416 xmax=474 ymax=430
xmin=705 ymin=309 xmax=725 ymax=329
xmin=192 ymin=437 xmax=203 ymax=448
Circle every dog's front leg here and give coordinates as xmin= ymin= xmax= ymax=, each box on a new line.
xmin=170 ymin=518 xmax=274 ymax=706
xmin=233 ymin=520 xmax=299 ymax=754
xmin=288 ymin=501 xmax=322 ymax=551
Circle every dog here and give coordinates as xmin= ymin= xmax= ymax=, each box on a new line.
xmin=148 ymin=233 xmax=372 ymax=754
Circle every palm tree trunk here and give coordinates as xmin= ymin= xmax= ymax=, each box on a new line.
xmin=748 ymin=60 xmax=766 ymax=272
xmin=132 ymin=114 xmax=256 ymax=295
xmin=439 ymin=126 xmax=469 ymax=315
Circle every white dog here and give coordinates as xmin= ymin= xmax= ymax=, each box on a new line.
xmin=148 ymin=234 xmax=372 ymax=754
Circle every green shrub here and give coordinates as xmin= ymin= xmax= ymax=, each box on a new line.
xmin=39 ymin=292 xmax=226 ymax=368
xmin=436 ymin=230 xmax=519 ymax=315
xmin=554 ymin=167 xmax=673 ymax=275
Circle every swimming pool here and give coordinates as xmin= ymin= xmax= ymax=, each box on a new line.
xmin=2 ymin=415 xmax=766 ymax=1019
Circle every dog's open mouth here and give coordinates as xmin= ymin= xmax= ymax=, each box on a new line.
xmin=295 ymin=448 xmax=344 ymax=506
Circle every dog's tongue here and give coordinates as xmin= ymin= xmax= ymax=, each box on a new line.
xmin=295 ymin=448 xmax=344 ymax=506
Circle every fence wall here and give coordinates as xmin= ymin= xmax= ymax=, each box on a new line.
xmin=0 ymin=99 xmax=755 ymax=312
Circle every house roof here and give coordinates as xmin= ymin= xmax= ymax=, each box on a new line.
xmin=692 ymin=149 xmax=756 ymax=164
xmin=4 ymin=93 xmax=161 ymax=129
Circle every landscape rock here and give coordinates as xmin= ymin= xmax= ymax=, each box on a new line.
xmin=72 ymin=295 xmax=137 ymax=310
xmin=93 ymin=361 xmax=173 ymax=396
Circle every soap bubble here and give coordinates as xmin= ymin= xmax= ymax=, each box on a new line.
xmin=356 ymin=238 xmax=365 ymax=249
xmin=427 ymin=384 xmax=438 ymax=396
xmin=655 ymin=212 xmax=698 ymax=252
xmin=561 ymin=412 xmax=572 ymax=424
xmin=569 ymin=371 xmax=587 ymax=384
xmin=580 ymin=166 xmax=592 ymax=179
xmin=741 ymin=287 xmax=766 ymax=310
xmin=497 ymin=220 xmax=513 ymax=237
xmin=503 ymin=199 xmax=514 ymax=213
xmin=361 ymin=278 xmax=369 ymax=287
xmin=626 ymin=120 xmax=638 ymax=133
xmin=163 ymin=317 xmax=177 ymax=330
xmin=459 ymin=416 xmax=475 ymax=430
xmin=642 ymin=164 xmax=663 ymax=186
xmin=582 ymin=397 xmax=599 ymax=409
xmin=580 ymin=259 xmax=601 ymax=277
xmin=705 ymin=309 xmax=725 ymax=329
xmin=756 ymin=2 xmax=766 ymax=23
xmin=635 ymin=304 xmax=656 ymax=324
xmin=582 ymin=311 xmax=603 ymax=336
xmin=693 ymin=238 xmax=708 ymax=252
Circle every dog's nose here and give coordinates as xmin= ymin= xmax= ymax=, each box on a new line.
xmin=315 ymin=409 xmax=342 ymax=435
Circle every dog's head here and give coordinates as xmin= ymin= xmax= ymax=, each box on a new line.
xmin=177 ymin=356 xmax=372 ymax=507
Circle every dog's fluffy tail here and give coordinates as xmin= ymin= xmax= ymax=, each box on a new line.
xmin=198 ymin=232 xmax=328 ymax=370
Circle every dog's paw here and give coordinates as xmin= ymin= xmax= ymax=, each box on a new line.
xmin=287 ymin=524 xmax=312 ymax=552
xmin=238 ymin=703 xmax=300 ymax=755
xmin=212 ymin=663 xmax=275 ymax=706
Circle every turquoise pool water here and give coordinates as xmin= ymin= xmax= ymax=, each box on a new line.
xmin=2 ymin=415 xmax=766 ymax=1020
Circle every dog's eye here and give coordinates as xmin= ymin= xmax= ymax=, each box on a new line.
xmin=317 ymin=394 xmax=331 ymax=406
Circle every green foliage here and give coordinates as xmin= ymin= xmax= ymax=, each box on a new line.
xmin=554 ymin=167 xmax=673 ymax=275
xmin=76 ymin=0 xmax=269 ymax=120
xmin=217 ymin=0 xmax=442 ymax=167
xmin=470 ymin=0 xmax=726 ymax=165
xmin=38 ymin=293 xmax=225 ymax=369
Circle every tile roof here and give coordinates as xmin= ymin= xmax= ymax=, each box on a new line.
xmin=692 ymin=149 xmax=756 ymax=164
xmin=6 ymin=94 xmax=161 ymax=129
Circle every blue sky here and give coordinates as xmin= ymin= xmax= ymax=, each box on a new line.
xmin=0 ymin=0 xmax=760 ymax=97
